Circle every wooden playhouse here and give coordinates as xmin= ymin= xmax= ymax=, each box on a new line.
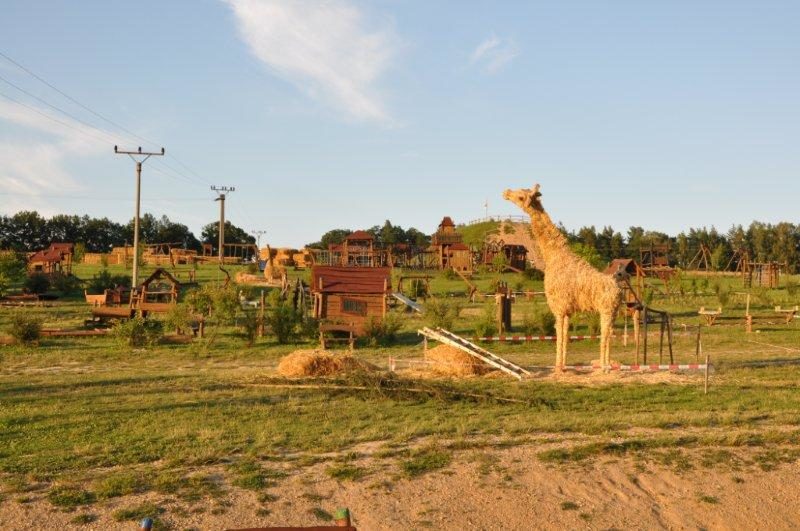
xmin=311 ymin=266 xmax=391 ymax=334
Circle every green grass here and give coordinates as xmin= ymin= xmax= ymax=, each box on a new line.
xmin=1 ymin=266 xmax=800 ymax=509
xmin=560 ymin=501 xmax=579 ymax=511
xmin=325 ymin=463 xmax=367 ymax=482
xmin=112 ymin=501 xmax=165 ymax=522
xmin=69 ymin=513 xmax=97 ymax=525
xmin=400 ymin=447 xmax=452 ymax=477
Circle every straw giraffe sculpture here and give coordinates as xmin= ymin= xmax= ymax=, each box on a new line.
xmin=503 ymin=184 xmax=622 ymax=370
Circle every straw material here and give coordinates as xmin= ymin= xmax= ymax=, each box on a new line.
xmin=424 ymin=345 xmax=490 ymax=377
xmin=277 ymin=349 xmax=376 ymax=377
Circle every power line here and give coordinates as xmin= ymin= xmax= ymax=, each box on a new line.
xmin=0 ymin=49 xmax=213 ymax=188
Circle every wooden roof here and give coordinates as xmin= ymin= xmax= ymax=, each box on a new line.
xmin=447 ymin=243 xmax=470 ymax=251
xmin=439 ymin=216 xmax=455 ymax=228
xmin=140 ymin=268 xmax=182 ymax=288
xmin=345 ymin=230 xmax=374 ymax=241
xmin=311 ymin=266 xmax=391 ymax=294
xmin=29 ymin=243 xmax=74 ymax=263
xmin=603 ymin=258 xmax=638 ymax=276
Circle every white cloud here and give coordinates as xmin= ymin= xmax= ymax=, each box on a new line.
xmin=0 ymin=98 xmax=106 ymax=200
xmin=224 ymin=0 xmax=397 ymax=123
xmin=471 ymin=35 xmax=518 ymax=74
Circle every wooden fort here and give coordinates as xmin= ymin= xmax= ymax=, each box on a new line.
xmin=430 ymin=217 xmax=472 ymax=272
xmin=28 ymin=243 xmax=74 ymax=275
xmin=311 ymin=266 xmax=391 ymax=333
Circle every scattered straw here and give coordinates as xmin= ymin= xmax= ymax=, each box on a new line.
xmin=424 ymin=345 xmax=490 ymax=377
xmin=277 ymin=349 xmax=376 ymax=377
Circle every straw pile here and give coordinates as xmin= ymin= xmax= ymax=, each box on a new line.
xmin=424 ymin=345 xmax=490 ymax=377
xmin=277 ymin=349 xmax=376 ymax=377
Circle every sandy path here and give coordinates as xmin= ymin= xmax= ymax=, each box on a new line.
xmin=2 ymin=442 xmax=799 ymax=530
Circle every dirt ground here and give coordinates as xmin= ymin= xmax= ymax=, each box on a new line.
xmin=2 ymin=441 xmax=798 ymax=530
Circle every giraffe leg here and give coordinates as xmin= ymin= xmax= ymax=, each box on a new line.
xmin=562 ymin=321 xmax=569 ymax=368
xmin=554 ymin=314 xmax=564 ymax=371
xmin=600 ymin=312 xmax=613 ymax=370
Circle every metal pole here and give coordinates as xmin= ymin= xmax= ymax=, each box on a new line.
xmin=132 ymin=161 xmax=142 ymax=287
xmin=114 ymin=146 xmax=165 ymax=289
xmin=218 ymin=193 xmax=225 ymax=264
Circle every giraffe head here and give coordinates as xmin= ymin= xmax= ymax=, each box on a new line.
xmin=502 ymin=184 xmax=543 ymax=214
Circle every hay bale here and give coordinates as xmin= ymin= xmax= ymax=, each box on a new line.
xmin=424 ymin=345 xmax=490 ymax=377
xmin=277 ymin=349 xmax=376 ymax=377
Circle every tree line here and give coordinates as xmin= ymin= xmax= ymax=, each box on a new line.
xmin=0 ymin=211 xmax=254 ymax=253
xmin=563 ymin=223 xmax=800 ymax=273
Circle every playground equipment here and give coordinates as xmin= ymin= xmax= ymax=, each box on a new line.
xmin=418 ymin=327 xmax=530 ymax=380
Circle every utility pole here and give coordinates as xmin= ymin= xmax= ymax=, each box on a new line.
xmin=253 ymin=230 xmax=266 ymax=249
xmin=114 ymin=145 xmax=165 ymax=288
xmin=211 ymin=186 xmax=235 ymax=264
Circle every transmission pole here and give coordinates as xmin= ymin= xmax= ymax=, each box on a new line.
xmin=211 ymin=186 xmax=235 ymax=264
xmin=114 ymin=145 xmax=165 ymax=287
xmin=253 ymin=230 xmax=266 ymax=249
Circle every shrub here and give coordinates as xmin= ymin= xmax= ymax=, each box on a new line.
xmin=51 ymin=274 xmax=81 ymax=295
xmin=8 ymin=311 xmax=43 ymax=344
xmin=474 ymin=304 xmax=497 ymax=338
xmin=112 ymin=317 xmax=163 ymax=348
xmin=24 ymin=273 xmax=50 ymax=294
xmin=362 ymin=312 xmax=402 ymax=346
xmin=266 ymin=291 xmax=297 ymax=344
xmin=163 ymin=303 xmax=192 ymax=333
xmin=86 ymin=269 xmax=130 ymax=294
xmin=522 ymin=307 xmax=556 ymax=336
xmin=585 ymin=312 xmax=601 ymax=335
xmin=246 ymin=262 xmax=259 ymax=274
xmin=0 ymin=253 xmax=27 ymax=291
xmin=298 ymin=317 xmax=320 ymax=341
xmin=786 ymin=279 xmax=799 ymax=297
xmin=424 ymin=299 xmax=460 ymax=330
xmin=522 ymin=267 xmax=544 ymax=281
xmin=717 ymin=286 xmax=730 ymax=307
xmin=442 ymin=268 xmax=457 ymax=281
xmin=239 ymin=310 xmax=260 ymax=347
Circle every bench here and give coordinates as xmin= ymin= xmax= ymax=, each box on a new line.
xmin=84 ymin=289 xmax=110 ymax=307
xmin=698 ymin=306 xmax=722 ymax=326
xmin=319 ymin=323 xmax=356 ymax=351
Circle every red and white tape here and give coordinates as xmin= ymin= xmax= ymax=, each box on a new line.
xmin=555 ymin=363 xmax=707 ymax=372
xmin=477 ymin=335 xmax=601 ymax=342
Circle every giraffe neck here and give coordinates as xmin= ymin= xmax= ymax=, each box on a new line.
xmin=527 ymin=209 xmax=569 ymax=263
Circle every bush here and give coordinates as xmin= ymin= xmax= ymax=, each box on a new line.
xmin=522 ymin=267 xmax=543 ymax=281
xmin=86 ymin=269 xmax=130 ymax=294
xmin=24 ymin=273 xmax=50 ymax=294
xmin=239 ymin=311 xmax=260 ymax=347
xmin=585 ymin=313 xmax=601 ymax=335
xmin=717 ymin=285 xmax=730 ymax=307
xmin=8 ymin=311 xmax=43 ymax=344
xmin=424 ymin=299 xmax=460 ymax=330
xmin=246 ymin=262 xmax=259 ymax=274
xmin=362 ymin=312 xmax=402 ymax=346
xmin=112 ymin=317 xmax=163 ymax=348
xmin=522 ymin=307 xmax=556 ymax=336
xmin=786 ymin=279 xmax=799 ymax=297
xmin=298 ymin=317 xmax=320 ymax=341
xmin=266 ymin=291 xmax=297 ymax=344
xmin=474 ymin=304 xmax=497 ymax=338
xmin=0 ymin=252 xmax=27 ymax=288
xmin=51 ymin=274 xmax=82 ymax=295
xmin=442 ymin=268 xmax=457 ymax=281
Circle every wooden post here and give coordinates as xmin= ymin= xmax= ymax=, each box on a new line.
xmin=695 ymin=323 xmax=701 ymax=363
xmin=623 ymin=312 xmax=628 ymax=347
xmin=642 ymin=307 xmax=648 ymax=364
xmin=258 ymin=290 xmax=266 ymax=338
xmin=704 ymin=351 xmax=710 ymax=395
xmin=658 ymin=316 xmax=665 ymax=364
xmin=667 ymin=314 xmax=674 ymax=364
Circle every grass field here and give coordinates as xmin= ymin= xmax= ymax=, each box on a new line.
xmin=1 ymin=263 xmax=799 ymax=527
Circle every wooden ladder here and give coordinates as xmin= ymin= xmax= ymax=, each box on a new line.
xmin=418 ymin=327 xmax=530 ymax=380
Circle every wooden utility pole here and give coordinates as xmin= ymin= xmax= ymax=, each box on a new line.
xmin=114 ymin=145 xmax=165 ymax=287
xmin=211 ymin=186 xmax=235 ymax=264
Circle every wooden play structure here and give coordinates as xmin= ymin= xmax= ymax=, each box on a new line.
xmin=639 ymin=243 xmax=676 ymax=281
xmin=482 ymin=240 xmax=528 ymax=271
xmin=27 ymin=243 xmax=74 ymax=275
xmin=687 ymin=243 xmax=713 ymax=271
xmin=313 ymin=231 xmax=389 ymax=267
xmin=429 ymin=217 xmax=472 ymax=272
xmin=202 ymin=242 xmax=258 ymax=264
xmin=86 ymin=268 xmax=179 ymax=323
xmin=311 ymin=266 xmax=391 ymax=334
xmin=744 ymin=261 xmax=781 ymax=288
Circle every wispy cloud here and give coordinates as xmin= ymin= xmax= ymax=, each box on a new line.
xmin=224 ymin=0 xmax=397 ymax=123
xmin=0 ymin=98 xmax=104 ymax=202
xmin=470 ymin=35 xmax=518 ymax=74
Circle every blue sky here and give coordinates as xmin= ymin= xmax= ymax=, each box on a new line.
xmin=1 ymin=1 xmax=798 ymax=246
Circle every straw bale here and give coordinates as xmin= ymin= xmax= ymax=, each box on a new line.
xmin=277 ymin=349 xmax=376 ymax=377
xmin=424 ymin=345 xmax=490 ymax=377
